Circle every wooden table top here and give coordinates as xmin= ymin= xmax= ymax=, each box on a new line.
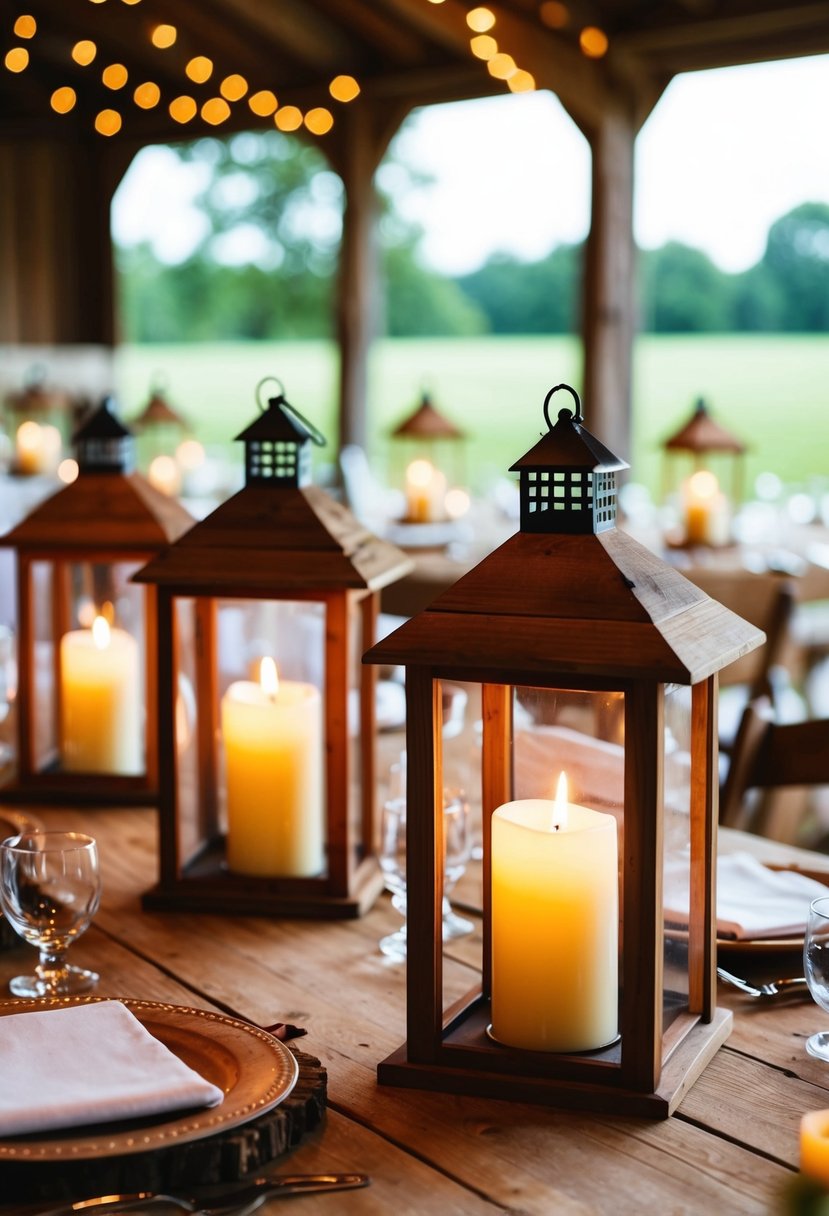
xmin=1 ymin=809 xmax=829 ymax=1215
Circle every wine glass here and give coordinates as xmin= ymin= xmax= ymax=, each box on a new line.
xmin=441 ymin=788 xmax=474 ymax=940
xmin=0 ymin=831 xmax=102 ymax=997
xmin=804 ymin=896 xmax=829 ymax=1060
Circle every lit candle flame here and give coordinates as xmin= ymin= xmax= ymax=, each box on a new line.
xmin=407 ymin=458 xmax=434 ymax=487
xmin=260 ymin=656 xmax=279 ymax=699
xmin=688 ymin=469 xmax=719 ymax=500
xmin=92 ymin=615 xmax=111 ymax=650
xmin=551 ymin=770 xmax=568 ymax=832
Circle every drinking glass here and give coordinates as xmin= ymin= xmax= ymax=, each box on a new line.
xmin=0 ymin=831 xmax=102 ymax=997
xmin=804 ymin=895 xmax=829 ymax=1060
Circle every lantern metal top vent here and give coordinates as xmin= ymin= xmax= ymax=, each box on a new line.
xmin=134 ymin=378 xmax=413 ymax=918
xmin=365 ymin=382 xmax=764 ymax=1117
xmin=1 ymin=397 xmax=193 ymax=805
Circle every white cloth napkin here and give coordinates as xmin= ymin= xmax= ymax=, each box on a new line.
xmin=665 ymin=851 xmax=829 ymax=940
xmin=0 ymin=1000 xmax=224 ymax=1136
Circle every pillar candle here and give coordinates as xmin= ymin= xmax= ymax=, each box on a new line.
xmin=405 ymin=459 xmax=447 ymax=523
xmin=801 ymin=1110 xmax=829 ymax=1187
xmin=683 ymin=470 xmax=730 ymax=546
xmin=60 ymin=616 xmax=141 ymax=774
xmin=222 ymin=658 xmax=324 ymax=877
xmin=491 ymin=774 xmax=618 ymax=1052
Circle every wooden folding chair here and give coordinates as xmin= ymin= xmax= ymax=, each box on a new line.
xmin=720 ymin=696 xmax=829 ymax=841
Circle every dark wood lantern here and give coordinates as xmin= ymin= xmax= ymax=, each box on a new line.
xmin=663 ymin=397 xmax=747 ymax=546
xmin=134 ymin=380 xmax=413 ymax=918
xmin=0 ymin=398 xmax=193 ymax=804
xmin=390 ymin=390 xmax=466 ymax=524
xmin=365 ymin=383 xmax=764 ymax=1117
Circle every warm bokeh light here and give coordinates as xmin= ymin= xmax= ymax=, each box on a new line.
xmin=249 ymin=89 xmax=277 ymax=116
xmin=4 ymin=48 xmax=29 ymax=73
xmin=133 ymin=81 xmax=160 ymax=108
xmin=147 ymin=454 xmax=181 ymax=496
xmin=169 ymin=94 xmax=197 ymax=123
xmin=469 ymin=34 xmax=497 ymax=59
xmin=151 ymin=24 xmax=176 ymax=49
xmin=688 ymin=470 xmax=720 ymax=500
xmin=508 ymin=68 xmax=536 ymax=92
xmin=579 ymin=25 xmax=609 ymax=57
xmin=72 ymin=40 xmax=97 ymax=65
xmin=445 ymin=487 xmax=471 ymax=519
xmin=329 ymin=74 xmax=359 ymax=102
xmin=304 ymin=107 xmax=333 ymax=135
xmin=201 ymin=96 xmax=231 ymax=125
xmin=175 ymin=439 xmax=205 ymax=471
xmin=426 ymin=0 xmax=446 ymax=4
xmin=220 ymin=73 xmax=248 ymax=101
xmin=13 ymin=15 xmax=36 ymax=38
xmin=487 ymin=52 xmax=517 ymax=79
xmin=95 ymin=108 xmax=122 ymax=135
xmin=467 ymin=7 xmax=495 ymax=32
xmin=539 ymin=1 xmax=569 ymax=29
xmin=121 ymin=0 xmax=142 ymax=5
xmin=185 ymin=55 xmax=213 ymax=83
xmin=51 ymin=86 xmax=77 ymax=113
xmin=102 ymin=63 xmax=128 ymax=89
xmin=58 ymin=458 xmax=79 ymax=485
xmin=274 ymin=105 xmax=302 ymax=131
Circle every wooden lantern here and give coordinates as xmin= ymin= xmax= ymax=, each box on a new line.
xmin=391 ymin=391 xmax=465 ymax=524
xmin=365 ymin=383 xmax=764 ymax=1117
xmin=134 ymin=379 xmax=413 ymax=918
xmin=663 ymin=397 xmax=747 ymax=546
xmin=0 ymin=398 xmax=193 ymax=804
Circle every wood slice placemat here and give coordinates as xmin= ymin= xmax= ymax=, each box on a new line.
xmin=0 ymin=1045 xmax=326 ymax=1206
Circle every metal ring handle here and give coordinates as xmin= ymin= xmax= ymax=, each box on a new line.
xmin=255 ymin=375 xmax=286 ymax=411
xmin=542 ymin=383 xmax=583 ymax=429
xmin=254 ymin=376 xmax=327 ymax=447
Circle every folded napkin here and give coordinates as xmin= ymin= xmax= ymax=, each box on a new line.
xmin=0 ymin=1000 xmax=224 ymax=1137
xmin=664 ymin=851 xmax=829 ymax=941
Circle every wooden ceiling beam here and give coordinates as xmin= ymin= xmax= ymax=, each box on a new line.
xmin=304 ymin=0 xmax=428 ymax=67
xmin=203 ymin=0 xmax=354 ymax=72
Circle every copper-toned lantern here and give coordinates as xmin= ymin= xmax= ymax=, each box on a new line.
xmin=663 ymin=397 xmax=746 ymax=547
xmin=135 ymin=379 xmax=413 ymax=917
xmin=366 ymin=383 xmax=763 ymax=1116
xmin=0 ymin=398 xmax=193 ymax=804
xmin=391 ymin=390 xmax=466 ymax=525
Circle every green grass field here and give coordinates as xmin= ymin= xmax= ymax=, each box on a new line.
xmin=113 ymin=334 xmax=829 ymax=502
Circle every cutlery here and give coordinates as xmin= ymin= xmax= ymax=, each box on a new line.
xmin=35 ymin=1173 xmax=370 ymax=1216
xmin=716 ymin=966 xmax=809 ymax=999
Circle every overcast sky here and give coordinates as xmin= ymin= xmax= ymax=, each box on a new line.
xmin=113 ymin=52 xmax=829 ymax=276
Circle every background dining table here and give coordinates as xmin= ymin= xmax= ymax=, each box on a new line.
xmin=1 ymin=807 xmax=829 ymax=1215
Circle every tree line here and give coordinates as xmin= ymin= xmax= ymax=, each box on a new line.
xmin=117 ymin=133 xmax=829 ymax=342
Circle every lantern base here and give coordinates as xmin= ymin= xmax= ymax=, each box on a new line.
xmin=142 ymin=853 xmax=386 ymax=919
xmin=377 ymin=1006 xmax=733 ymax=1119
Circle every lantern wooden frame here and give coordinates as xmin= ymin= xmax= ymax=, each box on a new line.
xmin=135 ymin=383 xmax=413 ymax=918
xmin=390 ymin=391 xmax=466 ymax=524
xmin=0 ymin=400 xmax=193 ymax=805
xmin=366 ymin=384 xmax=763 ymax=1117
xmin=662 ymin=396 xmax=747 ymax=507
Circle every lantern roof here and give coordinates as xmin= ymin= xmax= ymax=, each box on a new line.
xmin=510 ymin=399 xmax=628 ymax=474
xmin=134 ymin=483 xmax=413 ymax=595
xmin=131 ymin=389 xmax=188 ymax=433
xmin=664 ymin=398 xmax=746 ymax=455
xmin=391 ymin=392 xmax=464 ymax=441
xmin=235 ymin=389 xmax=322 ymax=445
xmin=1 ymin=470 xmax=194 ymax=551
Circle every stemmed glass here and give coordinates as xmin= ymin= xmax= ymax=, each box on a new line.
xmin=804 ymin=895 xmax=829 ymax=1060
xmin=0 ymin=831 xmax=102 ymax=997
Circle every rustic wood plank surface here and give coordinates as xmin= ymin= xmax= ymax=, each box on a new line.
xmin=0 ymin=808 xmax=827 ymax=1213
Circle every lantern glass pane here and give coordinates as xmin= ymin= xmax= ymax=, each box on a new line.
xmin=30 ymin=561 xmax=56 ymax=771
xmin=53 ymin=560 xmax=146 ymax=776
xmin=348 ymin=598 xmax=366 ymax=860
xmin=172 ymin=596 xmax=203 ymax=860
xmin=215 ymin=598 xmax=327 ymax=879
xmin=663 ymin=683 xmax=693 ymax=1019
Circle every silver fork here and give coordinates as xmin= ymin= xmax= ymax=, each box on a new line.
xmin=717 ymin=966 xmax=810 ymax=999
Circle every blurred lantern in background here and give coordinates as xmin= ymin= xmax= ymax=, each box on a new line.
xmin=390 ymin=390 xmax=467 ymax=525
xmin=662 ymin=398 xmax=746 ymax=548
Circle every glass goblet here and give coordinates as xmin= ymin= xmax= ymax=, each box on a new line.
xmin=378 ymin=795 xmax=408 ymax=960
xmin=804 ymin=895 xmax=829 ymax=1061
xmin=0 ymin=831 xmax=102 ymax=998
xmin=442 ymin=788 xmax=474 ymax=940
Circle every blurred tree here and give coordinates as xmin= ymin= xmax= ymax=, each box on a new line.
xmin=456 ymin=244 xmax=581 ymax=334
xmin=638 ymin=241 xmax=734 ymax=332
xmin=759 ymin=202 xmax=829 ymax=331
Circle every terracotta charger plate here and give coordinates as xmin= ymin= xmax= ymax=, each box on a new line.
xmin=0 ymin=995 xmax=299 ymax=1161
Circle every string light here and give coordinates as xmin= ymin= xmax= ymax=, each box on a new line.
xmin=329 ymin=74 xmax=359 ymax=102
xmin=201 ymin=96 xmax=230 ymax=124
xmin=274 ymin=105 xmax=302 ymax=132
xmin=487 ymin=52 xmax=517 ymax=79
xmin=249 ymin=89 xmax=277 ymax=116
xmin=13 ymin=15 xmax=36 ymax=38
xmin=4 ymin=48 xmax=29 ymax=72
xmin=467 ymin=7 xmax=495 ymax=32
xmin=95 ymin=108 xmax=122 ymax=135
xmin=539 ymin=1 xmax=569 ymax=28
xmin=169 ymin=95 xmax=196 ymax=123
xmin=134 ymin=81 xmax=160 ymax=108
xmin=508 ymin=69 xmax=536 ymax=92
xmin=72 ymin=40 xmax=97 ymax=66
xmin=579 ymin=25 xmax=608 ymax=57
xmin=469 ymin=34 xmax=497 ymax=59
xmin=185 ymin=56 xmax=213 ymax=83
xmin=51 ymin=85 xmax=77 ymax=113
xmin=219 ymin=73 xmax=247 ymax=101
xmin=304 ymin=107 xmax=333 ymax=135
xmin=150 ymin=24 xmax=176 ymax=49
xmin=102 ymin=63 xmax=128 ymax=89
